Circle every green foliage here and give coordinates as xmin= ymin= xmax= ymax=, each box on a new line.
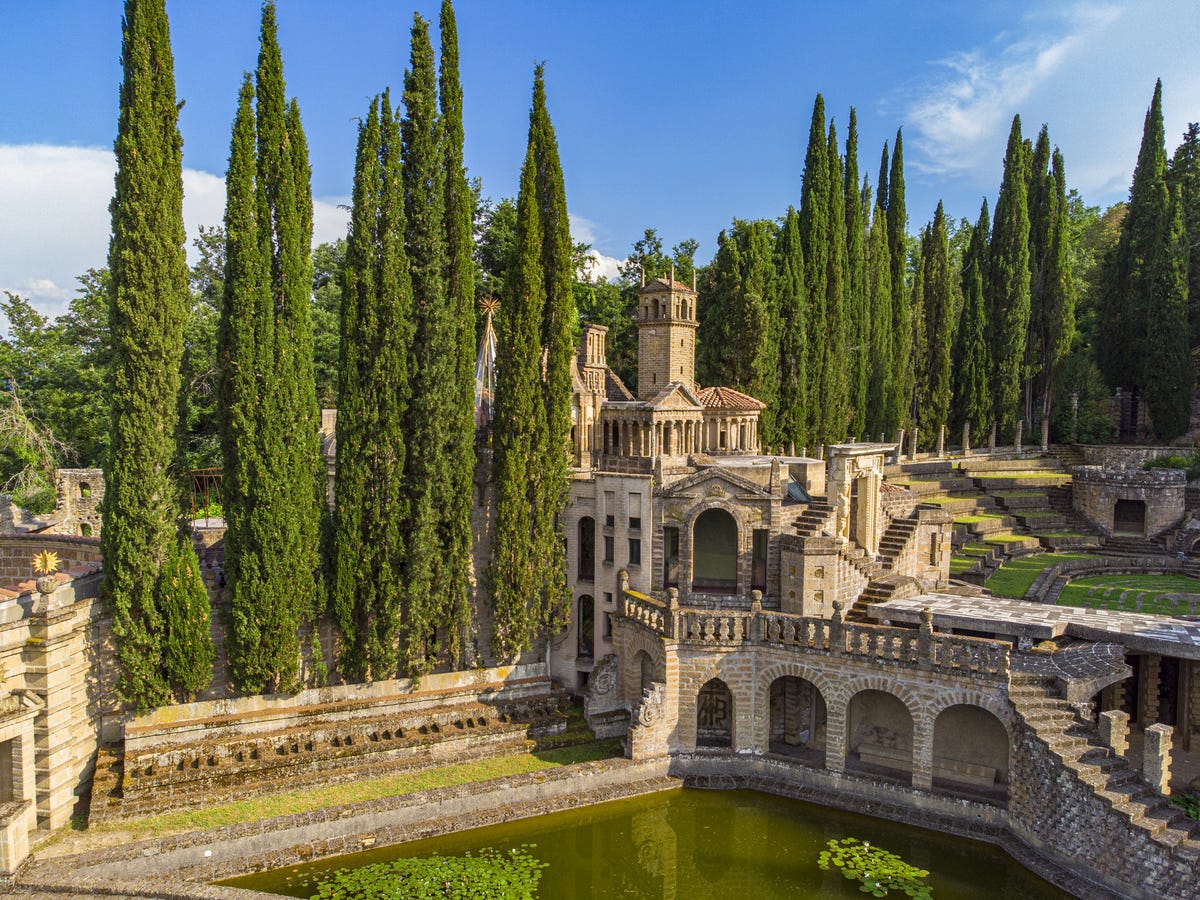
xmin=864 ymin=203 xmax=894 ymax=439
xmin=103 ymin=0 xmax=209 ymax=711
xmin=916 ymin=201 xmax=955 ymax=436
xmin=0 ymin=380 xmax=60 ymax=513
xmin=308 ymin=846 xmax=547 ymax=899
xmin=157 ymin=537 xmax=213 ymax=701
xmin=844 ymin=109 xmax=870 ymax=440
xmin=1145 ymin=449 xmax=1200 ymax=481
xmin=988 ymin=116 xmax=1032 ymax=439
xmin=1142 ymin=183 xmax=1193 ymax=439
xmin=1171 ymin=792 xmax=1200 ymax=819
xmin=887 ymin=130 xmax=911 ymax=431
xmin=951 ymin=201 xmax=991 ymax=438
xmin=817 ymin=838 xmax=932 ymax=898
xmin=799 ymin=95 xmax=829 ymax=444
xmin=1169 ymin=122 xmax=1200 ymax=347
xmin=775 ymin=206 xmax=808 ymax=449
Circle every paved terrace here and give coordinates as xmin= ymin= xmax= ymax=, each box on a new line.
xmin=870 ymin=592 xmax=1200 ymax=660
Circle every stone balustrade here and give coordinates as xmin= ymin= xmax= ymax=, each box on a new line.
xmin=620 ymin=588 xmax=1010 ymax=682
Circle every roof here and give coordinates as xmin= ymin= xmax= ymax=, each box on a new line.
xmin=695 ymin=386 xmax=767 ymax=411
xmin=638 ymin=277 xmax=695 ymax=294
xmin=605 ymin=369 xmax=634 ymax=401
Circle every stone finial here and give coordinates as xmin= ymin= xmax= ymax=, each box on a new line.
xmin=750 ymin=589 xmax=762 ymax=613
xmin=1098 ymin=709 xmax=1130 ymax=757
xmin=666 ymin=587 xmax=679 ymax=610
xmin=618 ymin=569 xmax=630 ymax=594
xmin=920 ymin=607 xmax=934 ymax=634
xmin=1144 ymin=723 xmax=1173 ymax=795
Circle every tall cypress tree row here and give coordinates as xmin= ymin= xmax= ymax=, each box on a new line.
xmin=886 ymin=129 xmax=910 ymax=431
xmin=988 ymin=115 xmax=1032 ymax=439
xmin=875 ymin=144 xmax=889 ymax=225
xmin=1036 ymin=149 xmax=1076 ymax=423
xmin=333 ymin=94 xmax=412 ymax=681
xmin=844 ymin=109 xmax=869 ymax=439
xmin=399 ymin=14 xmax=451 ymax=674
xmin=220 ymin=2 xmax=320 ymax=693
xmin=775 ymin=206 xmax=807 ymax=450
xmin=1169 ymin=122 xmax=1200 ymax=348
xmin=528 ymin=65 xmax=575 ymax=642
xmin=798 ymin=95 xmax=828 ymax=444
xmin=823 ymin=122 xmax=849 ymax=441
xmin=1143 ymin=183 xmax=1194 ymax=439
xmin=864 ymin=202 xmax=894 ymax=438
xmin=917 ymin=201 xmax=955 ymax=435
xmin=951 ymin=200 xmax=992 ymax=438
xmin=104 ymin=0 xmax=212 ymax=710
xmin=439 ymin=0 xmax=476 ymax=663
xmin=1025 ymin=126 xmax=1053 ymax=424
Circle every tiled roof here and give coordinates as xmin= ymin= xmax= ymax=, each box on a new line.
xmin=695 ymin=386 xmax=766 ymax=411
xmin=638 ymin=277 xmax=694 ymax=294
xmin=605 ymin=370 xmax=634 ymax=401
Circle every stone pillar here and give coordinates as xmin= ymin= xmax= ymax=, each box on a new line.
xmin=909 ymin=428 xmax=919 ymax=461
xmin=855 ymin=472 xmax=882 ymax=555
xmin=1141 ymin=654 xmax=1162 ymax=724
xmin=988 ymin=422 xmax=997 ymax=452
xmin=1014 ymin=419 xmax=1023 ymax=451
xmin=825 ymin=694 xmax=847 ymax=775
xmin=936 ymin=425 xmax=945 ymax=458
xmin=962 ymin=421 xmax=971 ymax=455
xmin=917 ymin=607 xmax=935 ymax=671
xmin=1040 ymin=417 xmax=1050 ymax=452
xmin=911 ymin=711 xmax=934 ymax=792
xmin=1143 ymin=723 xmax=1173 ymax=795
xmin=1099 ymin=709 xmax=1130 ymax=756
xmin=893 ymin=430 xmax=905 ymax=464
xmin=830 ymin=600 xmax=846 ymax=651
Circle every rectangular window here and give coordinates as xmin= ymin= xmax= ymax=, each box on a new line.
xmin=603 ymin=612 xmax=613 ymax=639
xmin=604 ymin=591 xmax=613 ymax=604
xmin=629 ymin=517 xmax=641 ymax=530
xmin=604 ymin=491 xmax=615 ymax=527
xmin=629 ymin=538 xmax=641 ymax=566
xmin=604 ymin=535 xmax=614 ymax=563
xmin=663 ymin=526 xmax=680 ymax=589
xmin=752 ymin=529 xmax=769 ymax=593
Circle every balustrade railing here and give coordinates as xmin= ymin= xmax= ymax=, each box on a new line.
xmin=618 ymin=585 xmax=1009 ymax=682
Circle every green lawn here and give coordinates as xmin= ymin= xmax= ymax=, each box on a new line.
xmin=974 ymin=473 xmax=1068 ymax=481
xmin=984 ymin=552 xmax=1094 ymax=598
xmin=950 ymin=556 xmax=979 ymax=574
xmin=1057 ymin=574 xmax=1200 ymax=614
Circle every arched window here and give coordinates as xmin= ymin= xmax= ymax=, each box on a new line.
xmin=692 ymin=508 xmax=737 ymax=593
xmin=578 ymin=517 xmax=595 ymax=581
xmin=577 ymin=595 xmax=594 ymax=659
xmin=697 ymin=678 xmax=733 ymax=747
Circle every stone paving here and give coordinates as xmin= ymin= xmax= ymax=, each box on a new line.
xmin=871 ymin=592 xmax=1200 ymax=659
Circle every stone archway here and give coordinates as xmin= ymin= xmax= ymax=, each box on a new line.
xmin=768 ymin=676 xmax=826 ymax=766
xmin=932 ymin=704 xmax=1009 ymax=800
xmin=697 ymin=678 xmax=733 ymax=748
xmin=692 ymin=508 xmax=737 ymax=593
xmin=845 ymin=689 xmax=913 ymax=780
xmin=635 ymin=650 xmax=654 ymax=696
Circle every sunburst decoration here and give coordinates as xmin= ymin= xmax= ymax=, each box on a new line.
xmin=480 ymin=296 xmax=500 ymax=316
xmin=32 ymin=550 xmax=61 ymax=576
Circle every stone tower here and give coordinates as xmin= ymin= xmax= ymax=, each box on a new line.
xmin=636 ymin=273 xmax=698 ymax=399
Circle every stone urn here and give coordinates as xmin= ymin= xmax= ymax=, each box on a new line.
xmin=35 ymin=575 xmax=57 ymax=595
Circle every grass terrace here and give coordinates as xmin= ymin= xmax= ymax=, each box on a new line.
xmin=1057 ymin=574 xmax=1200 ymax=615
xmin=984 ymin=552 xmax=1094 ymax=598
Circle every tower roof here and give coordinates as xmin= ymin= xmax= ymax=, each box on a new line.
xmin=695 ymin=386 xmax=767 ymax=411
xmin=638 ymin=276 xmax=694 ymax=294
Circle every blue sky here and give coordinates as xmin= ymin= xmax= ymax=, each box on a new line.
xmin=2 ymin=1 xmax=1198 ymax=317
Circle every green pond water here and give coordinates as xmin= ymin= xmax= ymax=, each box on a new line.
xmin=221 ymin=788 xmax=1069 ymax=899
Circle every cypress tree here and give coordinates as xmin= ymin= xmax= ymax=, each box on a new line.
xmin=333 ymin=94 xmax=412 ymax=681
xmin=988 ymin=115 xmax=1032 ymax=439
xmin=952 ymin=200 xmax=992 ymax=438
xmin=1098 ymin=81 xmax=1166 ymax=397
xmin=918 ymin=202 xmax=955 ymax=435
xmin=886 ymin=129 xmax=910 ymax=431
xmin=400 ymin=13 xmax=451 ymax=674
xmin=220 ymin=2 xmax=320 ymax=693
xmin=1169 ymin=122 xmax=1200 ymax=347
xmin=844 ymin=109 xmax=869 ymax=439
xmin=864 ymin=203 xmax=894 ymax=438
xmin=1143 ymin=184 xmax=1194 ymax=439
xmin=823 ymin=122 xmax=849 ymax=440
xmin=1037 ymin=149 xmax=1076 ymax=422
xmin=798 ymin=95 xmax=828 ymax=444
xmin=528 ymin=65 xmax=575 ymax=643
xmin=104 ymin=0 xmax=212 ymax=710
xmin=775 ymin=206 xmax=807 ymax=450
xmin=1025 ymin=125 xmax=1053 ymax=423
xmin=876 ymin=143 xmax=889 ymax=219
xmin=490 ymin=110 xmax=544 ymax=660
xmin=439 ymin=0 xmax=476 ymax=663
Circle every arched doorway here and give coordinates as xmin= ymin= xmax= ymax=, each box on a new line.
xmin=932 ymin=705 xmax=1009 ymax=802
xmin=1113 ymin=499 xmax=1146 ymax=537
xmin=768 ymin=676 xmax=826 ymax=765
xmin=635 ymin=650 xmax=654 ymax=696
xmin=576 ymin=595 xmax=594 ymax=659
xmin=846 ymin=689 xmax=913 ymax=781
xmin=692 ymin=508 xmax=737 ymax=593
xmin=697 ymin=678 xmax=733 ymax=748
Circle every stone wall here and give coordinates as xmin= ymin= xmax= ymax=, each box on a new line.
xmin=1077 ymin=445 xmax=1188 ymax=470
xmin=0 ymin=534 xmax=101 ymax=590
xmin=1072 ymin=465 xmax=1186 ymax=538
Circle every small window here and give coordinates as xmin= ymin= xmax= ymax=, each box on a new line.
xmin=629 ymin=517 xmax=641 ymax=531
xmin=605 ymin=514 xmax=614 ymax=528
xmin=663 ymin=526 xmax=680 ymax=588
xmin=604 ymin=591 xmax=613 ymax=604
xmin=603 ymin=612 xmax=613 ymax=639
xmin=629 ymin=538 xmax=641 ymax=566
xmin=79 ymin=482 xmax=91 ymax=498
xmin=604 ymin=536 xmax=614 ymax=563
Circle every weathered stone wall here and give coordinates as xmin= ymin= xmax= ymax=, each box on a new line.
xmin=0 ymin=534 xmax=101 ymax=589
xmin=1077 ymin=445 xmax=1188 ymax=470
xmin=1072 ymin=465 xmax=1186 ymax=538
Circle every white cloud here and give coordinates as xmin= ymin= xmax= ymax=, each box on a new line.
xmin=0 ymin=144 xmax=349 ymax=321
xmin=569 ymin=212 xmax=625 ymax=283
xmin=897 ymin=5 xmax=1122 ymax=177
xmin=582 ymin=248 xmax=624 ymax=283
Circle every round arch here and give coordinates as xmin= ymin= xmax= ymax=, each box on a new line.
xmin=845 ymin=688 xmax=914 ymax=780
xmin=696 ymin=677 xmax=733 ymax=748
xmin=932 ymin=703 xmax=1010 ymax=798
xmin=691 ymin=507 xmax=738 ymax=593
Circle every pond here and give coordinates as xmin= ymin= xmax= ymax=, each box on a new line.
xmin=221 ymin=788 xmax=1069 ymax=899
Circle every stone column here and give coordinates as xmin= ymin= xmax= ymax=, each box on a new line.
xmin=909 ymin=428 xmax=919 ymax=461
xmin=1141 ymin=654 xmax=1162 ymax=724
xmin=936 ymin=425 xmax=945 ymax=458
xmin=1099 ymin=709 xmax=1130 ymax=756
xmin=962 ymin=421 xmax=971 ymax=455
xmin=893 ymin=430 xmax=905 ymax=464
xmin=911 ymin=711 xmax=934 ymax=792
xmin=1143 ymin=723 xmax=1173 ymax=794
xmin=825 ymin=694 xmax=847 ymax=775
xmin=1015 ymin=420 xmax=1023 ymax=452
xmin=1040 ymin=417 xmax=1050 ymax=452
xmin=988 ymin=422 xmax=997 ymax=452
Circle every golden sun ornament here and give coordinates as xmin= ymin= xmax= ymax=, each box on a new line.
xmin=32 ymin=550 xmax=61 ymax=576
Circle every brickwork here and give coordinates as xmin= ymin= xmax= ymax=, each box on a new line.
xmin=0 ymin=534 xmax=101 ymax=590
xmin=1073 ymin=465 xmax=1186 ymax=538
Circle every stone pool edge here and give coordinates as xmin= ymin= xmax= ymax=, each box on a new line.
xmin=13 ymin=753 xmax=1129 ymax=899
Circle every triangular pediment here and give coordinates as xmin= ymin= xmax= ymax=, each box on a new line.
xmin=660 ymin=465 xmax=768 ymax=500
xmin=647 ymin=382 xmax=704 ymax=411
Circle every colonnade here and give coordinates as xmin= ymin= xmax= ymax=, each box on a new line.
xmin=601 ymin=415 xmax=761 ymax=457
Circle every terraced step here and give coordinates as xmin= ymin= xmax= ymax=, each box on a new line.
xmin=795 ymin=500 xmax=836 ymax=538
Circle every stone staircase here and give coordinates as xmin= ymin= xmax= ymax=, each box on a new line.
xmin=1048 ymin=443 xmax=1086 ymax=469
xmin=1009 ymin=674 xmax=1200 ymax=852
xmin=794 ymin=499 xmax=836 ymax=538
xmin=1101 ymin=535 xmax=1170 ymax=558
